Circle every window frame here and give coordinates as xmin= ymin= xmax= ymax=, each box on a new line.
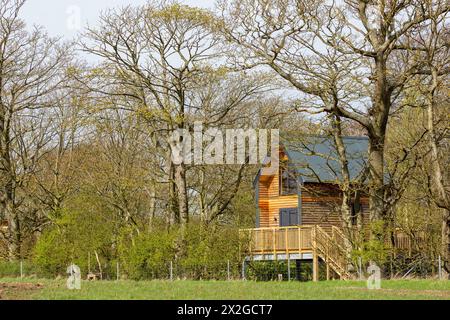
xmin=279 ymin=162 xmax=298 ymax=196
xmin=279 ymin=208 xmax=299 ymax=227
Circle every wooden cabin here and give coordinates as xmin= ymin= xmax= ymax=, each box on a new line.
xmin=242 ymin=136 xmax=370 ymax=280
xmin=255 ymin=136 xmax=370 ymax=229
xmin=242 ymin=136 xmax=422 ymax=280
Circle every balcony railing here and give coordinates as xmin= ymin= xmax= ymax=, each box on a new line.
xmin=240 ymin=225 xmax=426 ymax=256
xmin=240 ymin=225 xmax=314 ymax=255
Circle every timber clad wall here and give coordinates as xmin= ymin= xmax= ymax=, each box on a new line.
xmin=301 ymin=194 xmax=370 ymax=229
xmin=257 ymin=161 xmax=370 ymax=228
xmin=258 ymin=167 xmax=298 ymax=228
xmin=258 ymin=178 xmax=270 ymax=226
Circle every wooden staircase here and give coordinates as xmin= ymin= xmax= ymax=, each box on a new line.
xmin=242 ymin=224 xmax=426 ymax=281
xmin=312 ymin=225 xmax=353 ymax=280
xmin=241 ymin=225 xmax=355 ymax=280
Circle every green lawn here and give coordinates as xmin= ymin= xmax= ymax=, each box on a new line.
xmin=1 ymin=278 xmax=449 ymax=300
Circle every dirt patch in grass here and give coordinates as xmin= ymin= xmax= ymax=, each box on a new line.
xmin=0 ymin=282 xmax=44 ymax=300
xmin=338 ymin=286 xmax=450 ymax=299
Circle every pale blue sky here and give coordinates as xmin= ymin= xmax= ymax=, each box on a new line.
xmin=21 ymin=0 xmax=213 ymax=38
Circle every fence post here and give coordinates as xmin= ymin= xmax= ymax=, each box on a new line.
xmin=20 ymin=260 xmax=23 ymax=279
xmin=170 ymin=261 xmax=173 ymax=281
xmin=227 ymin=260 xmax=230 ymax=281
xmin=358 ymin=256 xmax=363 ymax=280
xmin=438 ymin=256 xmax=442 ymax=280
xmin=116 ymin=261 xmax=120 ymax=281
xmin=241 ymin=260 xmax=247 ymax=280
xmin=287 ymin=255 xmax=291 ymax=281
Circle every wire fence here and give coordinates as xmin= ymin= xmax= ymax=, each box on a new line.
xmin=0 ymin=256 xmax=446 ymax=281
xmin=0 ymin=259 xmax=309 ymax=281
xmin=0 ymin=260 xmax=39 ymax=279
xmin=0 ymin=260 xmax=245 ymax=281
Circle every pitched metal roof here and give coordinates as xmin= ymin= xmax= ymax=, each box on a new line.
xmin=283 ymin=136 xmax=369 ymax=183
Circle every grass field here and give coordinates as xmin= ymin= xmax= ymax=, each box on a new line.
xmin=1 ymin=278 xmax=450 ymax=300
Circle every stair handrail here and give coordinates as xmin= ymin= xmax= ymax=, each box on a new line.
xmin=315 ymin=226 xmax=347 ymax=254
xmin=314 ymin=225 xmax=350 ymax=276
xmin=331 ymin=226 xmax=352 ymax=252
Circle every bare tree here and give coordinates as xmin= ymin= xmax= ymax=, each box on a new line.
xmin=80 ymin=3 xmax=225 ymax=228
xmin=407 ymin=2 xmax=450 ymax=273
xmin=219 ymin=0 xmax=449 ymax=241
xmin=0 ymin=0 xmax=72 ymax=259
xmin=81 ymin=2 xmax=272 ymax=230
xmin=31 ymin=75 xmax=88 ymax=225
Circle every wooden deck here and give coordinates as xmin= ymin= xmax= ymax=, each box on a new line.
xmin=240 ymin=225 xmax=314 ymax=255
xmin=241 ymin=225 xmax=426 ymax=281
xmin=241 ymin=225 xmax=424 ymax=256
xmin=241 ymin=225 xmax=352 ymax=280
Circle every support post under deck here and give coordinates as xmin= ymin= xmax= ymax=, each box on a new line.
xmin=326 ymin=262 xmax=330 ymax=281
xmin=313 ymin=252 xmax=319 ymax=282
xmin=287 ymin=255 xmax=291 ymax=281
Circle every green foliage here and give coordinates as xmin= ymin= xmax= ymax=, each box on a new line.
xmin=118 ymin=228 xmax=177 ymax=280
xmin=117 ymin=222 xmax=244 ymax=280
xmin=0 ymin=260 xmax=41 ymax=278
xmin=33 ymin=229 xmax=73 ymax=277
xmin=0 ymin=261 xmax=20 ymax=277
xmin=351 ymin=221 xmax=390 ymax=266
xmin=33 ymin=199 xmax=117 ymax=277
xmin=358 ymin=239 xmax=390 ymax=265
xmin=247 ymin=261 xmax=293 ymax=281
xmin=247 ymin=260 xmax=333 ymax=282
xmin=150 ymin=3 xmax=215 ymax=26
xmin=32 ymin=187 xmax=247 ymax=280
xmin=180 ymin=224 xmax=242 ymax=279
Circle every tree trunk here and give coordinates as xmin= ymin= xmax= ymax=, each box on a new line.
xmin=168 ymin=161 xmax=179 ymax=227
xmin=368 ymin=131 xmax=387 ymax=240
xmin=5 ymin=198 xmax=20 ymax=261
xmin=330 ymin=116 xmax=354 ymax=243
xmin=442 ymin=213 xmax=450 ymax=275
xmin=148 ymin=187 xmax=156 ymax=230
xmin=340 ymin=193 xmax=353 ymax=234
xmin=367 ymin=53 xmax=391 ymax=241
xmin=340 ymin=192 xmax=357 ymax=256
xmin=425 ymin=68 xmax=450 ymax=275
xmin=0 ymin=118 xmax=21 ymax=260
xmin=174 ymin=163 xmax=189 ymax=227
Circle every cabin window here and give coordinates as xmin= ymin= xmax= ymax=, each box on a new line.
xmin=279 ymin=208 xmax=298 ymax=227
xmin=280 ymin=164 xmax=298 ymax=195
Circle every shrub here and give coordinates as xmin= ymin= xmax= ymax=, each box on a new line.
xmin=118 ymin=223 xmax=245 ymax=280
xmin=118 ymin=228 xmax=177 ymax=280
xmin=33 ymin=206 xmax=116 ymax=278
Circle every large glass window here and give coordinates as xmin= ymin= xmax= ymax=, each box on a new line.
xmin=280 ymin=164 xmax=298 ymax=195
